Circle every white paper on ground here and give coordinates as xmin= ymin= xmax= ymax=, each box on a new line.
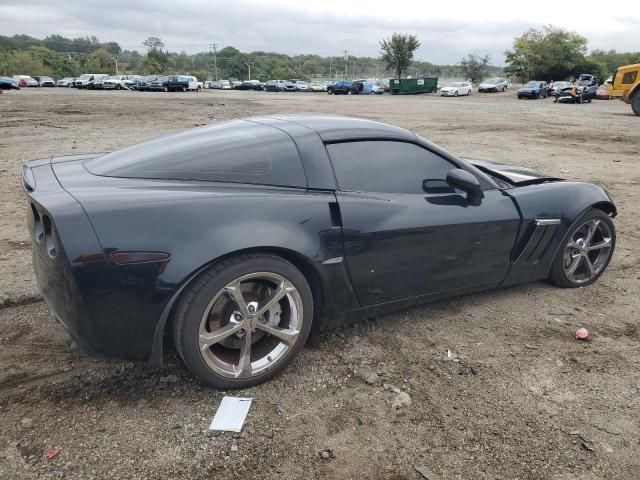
xmin=209 ymin=396 xmax=253 ymax=432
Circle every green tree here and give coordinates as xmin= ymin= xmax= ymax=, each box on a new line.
xmin=379 ymin=33 xmax=421 ymax=79
xmin=504 ymin=26 xmax=588 ymax=81
xmin=460 ymin=54 xmax=490 ymax=83
xmin=84 ymin=48 xmax=116 ymax=74
xmin=143 ymin=49 xmax=168 ymax=74
xmin=143 ymin=37 xmax=164 ymax=52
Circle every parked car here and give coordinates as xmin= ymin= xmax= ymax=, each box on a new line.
xmin=362 ymin=82 xmax=384 ymax=94
xmin=478 ymin=77 xmax=508 ymax=92
xmin=22 ymin=115 xmax=617 ymax=388
xmin=264 ymin=80 xmax=281 ymax=92
xmin=576 ymin=74 xmax=600 ymax=87
xmin=12 ymin=75 xmax=38 ymax=87
xmin=102 ymin=75 xmax=132 ymax=90
xmin=220 ymin=80 xmax=232 ymax=90
xmin=230 ymin=80 xmax=242 ymax=88
xmin=131 ymin=75 xmax=156 ymax=91
xmin=309 ymin=81 xmax=326 ymax=92
xmin=281 ymin=81 xmax=297 ymax=92
xmin=518 ymin=81 xmax=549 ymax=99
xmin=440 ymin=82 xmax=473 ymax=96
xmin=596 ymin=84 xmax=610 ymax=100
xmin=235 ymin=80 xmax=263 ymax=91
xmin=0 ymin=76 xmax=20 ymax=90
xmin=327 ymin=80 xmax=363 ymax=95
xmin=295 ymin=81 xmax=310 ymax=92
xmin=166 ymin=75 xmax=203 ymax=92
xmin=204 ymin=81 xmax=217 ymax=89
xmin=549 ymin=81 xmax=572 ymax=97
xmin=74 ymin=74 xmax=98 ymax=89
xmin=146 ymin=76 xmax=170 ymax=92
xmin=93 ymin=75 xmax=110 ymax=89
xmin=34 ymin=76 xmax=55 ymax=87
xmin=56 ymin=77 xmax=75 ymax=87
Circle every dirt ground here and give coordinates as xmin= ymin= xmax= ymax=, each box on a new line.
xmin=0 ymin=88 xmax=638 ymax=480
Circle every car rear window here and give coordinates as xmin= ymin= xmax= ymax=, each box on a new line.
xmin=84 ymin=120 xmax=307 ymax=187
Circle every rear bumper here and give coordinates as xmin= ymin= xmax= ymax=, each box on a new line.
xmin=24 ymin=158 xmax=165 ymax=360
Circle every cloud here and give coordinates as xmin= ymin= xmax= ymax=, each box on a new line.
xmin=0 ymin=0 xmax=638 ymax=65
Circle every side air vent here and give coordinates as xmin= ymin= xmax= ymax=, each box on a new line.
xmin=514 ymin=219 xmax=560 ymax=265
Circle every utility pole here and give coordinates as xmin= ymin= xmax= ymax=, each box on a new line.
xmin=246 ymin=63 xmax=251 ymax=81
xmin=344 ymin=50 xmax=348 ymax=80
xmin=210 ymin=43 xmax=218 ymax=81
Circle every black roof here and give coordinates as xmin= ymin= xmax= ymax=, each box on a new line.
xmin=249 ymin=115 xmax=416 ymax=142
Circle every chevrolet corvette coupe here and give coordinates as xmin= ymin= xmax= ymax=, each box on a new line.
xmin=23 ymin=115 xmax=616 ymax=388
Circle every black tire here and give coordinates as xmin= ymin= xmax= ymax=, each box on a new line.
xmin=631 ymin=91 xmax=640 ymax=116
xmin=548 ymin=208 xmax=615 ymax=288
xmin=454 ymin=91 xmax=458 ymax=97
xmin=173 ymin=253 xmax=314 ymax=388
xmin=115 ymin=84 xmax=122 ymax=90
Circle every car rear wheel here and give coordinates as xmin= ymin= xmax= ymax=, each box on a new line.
xmin=548 ymin=209 xmax=615 ymax=288
xmin=115 ymin=84 xmax=122 ymax=90
xmin=454 ymin=91 xmax=458 ymax=97
xmin=173 ymin=253 xmax=313 ymax=388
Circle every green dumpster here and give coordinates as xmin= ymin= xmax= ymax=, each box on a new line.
xmin=389 ymin=77 xmax=438 ymax=95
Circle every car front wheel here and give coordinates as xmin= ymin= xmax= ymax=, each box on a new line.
xmin=548 ymin=209 xmax=615 ymax=288
xmin=173 ymin=253 xmax=314 ymax=388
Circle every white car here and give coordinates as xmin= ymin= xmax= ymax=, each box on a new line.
xmin=220 ymin=80 xmax=232 ymax=90
xmin=12 ymin=75 xmax=38 ymax=87
xmin=478 ymin=77 xmax=508 ymax=93
xmin=440 ymin=82 xmax=472 ymax=96
xmin=75 ymin=74 xmax=108 ymax=89
xmin=102 ymin=75 xmax=132 ymax=90
xmin=309 ymin=81 xmax=326 ymax=92
xmin=56 ymin=77 xmax=75 ymax=87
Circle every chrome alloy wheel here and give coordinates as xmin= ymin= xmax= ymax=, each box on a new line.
xmin=563 ymin=219 xmax=613 ymax=284
xmin=198 ymin=272 xmax=303 ymax=379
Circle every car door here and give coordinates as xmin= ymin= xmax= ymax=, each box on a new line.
xmin=327 ymin=140 xmax=521 ymax=306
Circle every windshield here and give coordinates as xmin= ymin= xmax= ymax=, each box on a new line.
xmin=78 ymin=74 xmax=92 ymax=80
xmin=484 ymin=78 xmax=498 ymax=83
xmin=524 ymin=81 xmax=540 ymax=87
xmin=445 ymin=82 xmax=461 ymax=87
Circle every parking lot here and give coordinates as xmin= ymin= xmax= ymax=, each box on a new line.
xmin=1 ymin=88 xmax=639 ymax=479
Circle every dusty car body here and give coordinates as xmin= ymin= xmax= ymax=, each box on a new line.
xmin=23 ymin=115 xmax=617 ymax=388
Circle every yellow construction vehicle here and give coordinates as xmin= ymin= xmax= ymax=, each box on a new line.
xmin=608 ymin=63 xmax=640 ymax=116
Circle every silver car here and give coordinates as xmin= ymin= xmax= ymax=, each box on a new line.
xmin=478 ymin=77 xmax=508 ymax=93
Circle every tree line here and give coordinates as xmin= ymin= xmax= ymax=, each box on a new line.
xmin=2 ymin=28 xmax=633 ymax=83
xmin=0 ymin=33 xmax=497 ymax=81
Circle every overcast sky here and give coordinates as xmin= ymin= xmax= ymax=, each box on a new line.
xmin=1 ymin=0 xmax=638 ymax=65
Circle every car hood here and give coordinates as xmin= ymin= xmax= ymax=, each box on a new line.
xmin=464 ymin=158 xmax=563 ymax=186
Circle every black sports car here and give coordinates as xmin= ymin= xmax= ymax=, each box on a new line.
xmin=23 ymin=115 xmax=616 ymax=388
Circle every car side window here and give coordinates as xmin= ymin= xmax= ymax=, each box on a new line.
xmin=326 ymin=141 xmax=457 ymax=194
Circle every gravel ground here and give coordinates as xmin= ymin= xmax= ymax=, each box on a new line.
xmin=0 ymin=88 xmax=639 ymax=479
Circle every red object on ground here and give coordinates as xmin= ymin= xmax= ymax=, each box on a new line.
xmin=44 ymin=448 xmax=60 ymax=460
xmin=575 ymin=328 xmax=589 ymax=340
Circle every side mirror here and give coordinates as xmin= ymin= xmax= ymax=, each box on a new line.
xmin=446 ymin=169 xmax=483 ymax=197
